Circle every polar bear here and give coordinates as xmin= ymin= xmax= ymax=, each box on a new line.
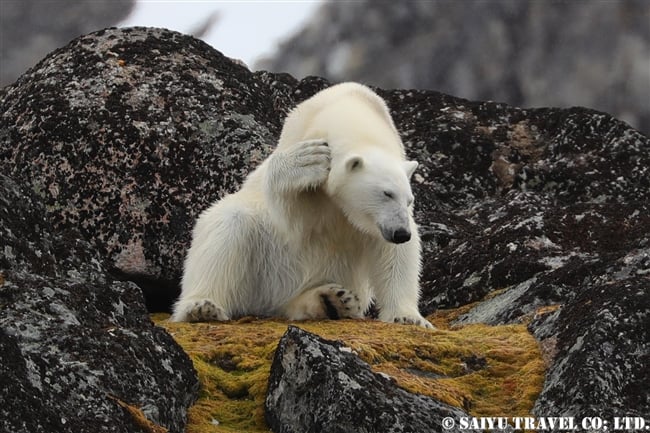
xmin=171 ymin=82 xmax=432 ymax=328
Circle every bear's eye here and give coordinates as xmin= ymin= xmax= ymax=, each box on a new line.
xmin=383 ymin=191 xmax=395 ymax=200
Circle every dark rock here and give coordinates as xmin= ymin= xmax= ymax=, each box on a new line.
xmin=460 ymin=354 xmax=487 ymax=374
xmin=531 ymin=278 xmax=649 ymax=418
xmin=0 ymin=27 xmax=300 ymax=305
xmin=257 ymin=0 xmax=650 ymax=135
xmin=1 ymin=273 xmax=198 ymax=433
xmin=0 ymin=171 xmax=103 ymax=280
xmin=0 ymin=35 xmax=323 ymax=306
xmin=265 ymin=326 xmax=489 ymax=433
xmin=0 ymin=169 xmax=198 ymax=431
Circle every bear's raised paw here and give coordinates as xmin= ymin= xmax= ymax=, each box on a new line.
xmin=271 ymin=139 xmax=330 ymax=191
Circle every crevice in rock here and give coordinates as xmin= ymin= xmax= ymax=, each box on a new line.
xmin=109 ymin=269 xmax=181 ymax=313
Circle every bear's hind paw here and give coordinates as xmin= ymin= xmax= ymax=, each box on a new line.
xmin=284 ymin=283 xmax=365 ymax=321
xmin=318 ymin=284 xmax=364 ymax=320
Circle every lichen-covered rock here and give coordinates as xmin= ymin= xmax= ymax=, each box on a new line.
xmin=530 ymin=278 xmax=649 ymax=418
xmin=0 ymin=172 xmax=103 ymax=280
xmin=265 ymin=326 xmax=476 ymax=433
xmin=0 ymin=173 xmax=199 ymax=431
xmin=1 ymin=274 xmax=198 ymax=433
xmin=394 ymin=94 xmax=650 ymax=419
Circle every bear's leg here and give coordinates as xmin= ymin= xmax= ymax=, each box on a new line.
xmin=282 ymin=284 xmax=365 ymax=321
xmin=371 ymin=235 xmax=434 ymax=329
xmin=171 ymin=201 xmax=262 ymax=323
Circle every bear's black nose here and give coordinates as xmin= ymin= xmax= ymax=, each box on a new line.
xmin=391 ymin=228 xmax=411 ymax=244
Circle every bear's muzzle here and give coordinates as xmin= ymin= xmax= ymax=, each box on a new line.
xmin=381 ymin=226 xmax=411 ymax=244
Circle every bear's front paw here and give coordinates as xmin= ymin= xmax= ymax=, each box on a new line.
xmin=380 ymin=310 xmax=434 ymax=329
xmin=183 ymin=299 xmax=230 ymax=322
xmin=392 ymin=315 xmax=434 ymax=329
xmin=287 ymin=139 xmax=331 ymax=189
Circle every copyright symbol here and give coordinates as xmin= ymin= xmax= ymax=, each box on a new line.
xmin=442 ymin=417 xmax=455 ymax=429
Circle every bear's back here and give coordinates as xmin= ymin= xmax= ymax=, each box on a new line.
xmin=278 ymin=83 xmax=404 ymax=157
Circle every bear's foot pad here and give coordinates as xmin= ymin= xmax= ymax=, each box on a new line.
xmin=317 ymin=284 xmax=364 ymax=320
xmin=284 ymin=283 xmax=365 ymax=321
xmin=392 ymin=315 xmax=434 ymax=329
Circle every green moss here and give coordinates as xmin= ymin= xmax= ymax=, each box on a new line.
xmin=152 ymin=310 xmax=546 ymax=433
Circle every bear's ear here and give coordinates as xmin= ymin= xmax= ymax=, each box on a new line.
xmin=345 ymin=155 xmax=364 ymax=172
xmin=403 ymin=160 xmax=418 ymax=179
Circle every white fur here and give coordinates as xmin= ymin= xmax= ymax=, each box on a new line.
xmin=171 ymin=82 xmax=432 ymax=328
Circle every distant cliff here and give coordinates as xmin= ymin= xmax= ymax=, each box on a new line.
xmin=257 ymin=0 xmax=650 ymax=135
xmin=0 ymin=0 xmax=134 ymax=87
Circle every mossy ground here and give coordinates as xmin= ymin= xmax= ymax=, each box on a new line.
xmin=152 ymin=307 xmax=545 ymax=433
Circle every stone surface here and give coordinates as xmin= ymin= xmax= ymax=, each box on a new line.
xmin=257 ymin=0 xmax=650 ymax=135
xmin=1 ymin=26 xmax=648 ymax=431
xmin=0 ymin=162 xmax=199 ymax=430
xmin=0 ymin=273 xmax=198 ymax=433
xmin=530 ymin=278 xmax=649 ymax=419
xmin=265 ymin=326 xmax=484 ymax=433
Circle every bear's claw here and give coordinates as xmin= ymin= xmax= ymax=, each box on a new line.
xmin=318 ymin=284 xmax=364 ymax=319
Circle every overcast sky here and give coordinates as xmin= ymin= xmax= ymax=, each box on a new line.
xmin=119 ymin=0 xmax=322 ymax=68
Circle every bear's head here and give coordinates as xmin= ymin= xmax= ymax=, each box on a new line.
xmin=326 ymin=149 xmax=418 ymax=244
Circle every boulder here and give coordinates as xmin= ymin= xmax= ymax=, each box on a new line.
xmin=530 ymin=278 xmax=649 ymax=418
xmin=0 ymin=26 xmax=298 ymax=310
xmin=0 ymin=173 xmax=199 ymax=433
xmin=265 ymin=326 xmax=479 ymax=433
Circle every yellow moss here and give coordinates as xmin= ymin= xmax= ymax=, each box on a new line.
xmin=153 ymin=309 xmax=546 ymax=433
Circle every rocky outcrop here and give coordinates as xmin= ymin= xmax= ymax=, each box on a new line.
xmin=1 ymin=26 xmax=648 ymax=431
xmin=265 ymin=326 xmax=475 ymax=433
xmin=257 ymin=0 xmax=650 ymax=135
xmin=0 ymin=172 xmax=199 ymax=433
xmin=0 ymin=26 xmax=305 ymax=310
